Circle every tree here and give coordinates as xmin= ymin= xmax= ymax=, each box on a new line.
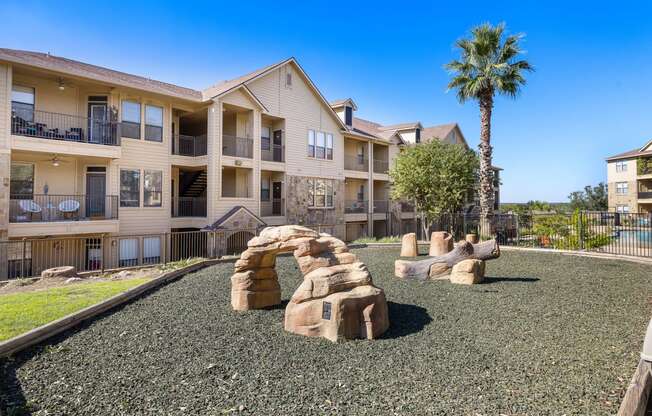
xmin=445 ymin=23 xmax=533 ymax=221
xmin=568 ymin=183 xmax=608 ymax=211
xmin=389 ymin=140 xmax=478 ymax=232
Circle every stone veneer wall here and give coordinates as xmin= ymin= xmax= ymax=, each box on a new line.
xmin=285 ymin=175 xmax=346 ymax=240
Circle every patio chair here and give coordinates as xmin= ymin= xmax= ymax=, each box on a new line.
xmin=19 ymin=199 xmax=42 ymax=221
xmin=59 ymin=199 xmax=80 ymax=220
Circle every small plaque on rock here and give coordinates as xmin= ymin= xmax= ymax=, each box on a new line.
xmin=322 ymin=301 xmax=332 ymax=320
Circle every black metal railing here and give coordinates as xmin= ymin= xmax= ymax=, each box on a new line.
xmin=9 ymin=194 xmax=119 ymax=223
xmin=11 ymin=109 xmax=120 ymax=146
xmin=373 ymin=159 xmax=389 ymax=174
xmin=261 ymin=199 xmax=284 ymax=216
xmin=638 ymin=191 xmax=652 ymax=199
xmin=172 ymin=197 xmax=207 ymax=217
xmin=223 ymin=135 xmax=253 ymax=158
xmin=345 ymin=200 xmax=368 ymax=214
xmin=373 ymin=200 xmax=389 ymax=213
xmin=172 ymin=134 xmax=207 ymax=157
xmin=344 ymin=156 xmax=368 ymax=171
xmin=400 ymin=201 xmax=415 ymax=212
xmin=262 ymin=144 xmax=284 ymax=162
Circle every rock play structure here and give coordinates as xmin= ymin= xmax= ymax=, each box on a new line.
xmin=396 ymin=231 xmax=500 ymax=284
xmin=231 ymin=225 xmax=389 ymax=342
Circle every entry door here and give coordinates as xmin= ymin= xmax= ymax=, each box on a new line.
xmin=86 ymin=171 xmax=106 ymax=217
xmin=88 ymin=102 xmax=107 ymax=143
xmin=273 ymin=130 xmax=283 ymax=162
xmin=272 ymin=182 xmax=282 ymax=215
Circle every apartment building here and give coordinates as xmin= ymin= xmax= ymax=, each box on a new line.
xmin=606 ymin=140 xmax=652 ymax=213
xmin=0 ymin=48 xmax=499 ymax=273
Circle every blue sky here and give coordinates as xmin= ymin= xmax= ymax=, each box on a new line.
xmin=2 ymin=0 xmax=651 ymax=202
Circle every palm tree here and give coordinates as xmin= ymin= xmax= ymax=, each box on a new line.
xmin=445 ymin=23 xmax=533 ymax=220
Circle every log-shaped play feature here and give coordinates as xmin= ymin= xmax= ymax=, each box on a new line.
xmin=395 ymin=239 xmax=500 ymax=280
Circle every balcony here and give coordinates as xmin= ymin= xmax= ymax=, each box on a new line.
xmin=223 ymin=135 xmax=253 ymax=159
xmin=373 ymin=159 xmax=389 ymax=174
xmin=172 ymin=134 xmax=207 ymax=157
xmin=345 ymin=200 xmax=368 ymax=214
xmin=12 ymin=109 xmax=120 ymax=146
xmin=373 ymin=200 xmax=389 ymax=213
xmin=261 ymin=199 xmax=284 ymax=217
xmin=9 ymin=194 xmax=118 ymax=223
xmin=261 ymin=143 xmax=284 ymax=162
xmin=639 ymin=192 xmax=652 ymax=200
xmin=345 ymin=155 xmax=368 ymax=172
xmin=172 ymin=197 xmax=207 ymax=217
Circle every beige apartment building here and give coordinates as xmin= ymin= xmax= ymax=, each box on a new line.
xmin=0 ymin=48 xmax=499 ymax=274
xmin=606 ymin=140 xmax=652 ymax=213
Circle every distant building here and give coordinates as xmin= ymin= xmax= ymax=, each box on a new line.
xmin=606 ymin=140 xmax=652 ymax=213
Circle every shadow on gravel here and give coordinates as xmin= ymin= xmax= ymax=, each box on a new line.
xmin=0 ymin=355 xmax=32 ymax=415
xmin=482 ymin=276 xmax=539 ymax=284
xmin=382 ymin=301 xmax=432 ymax=339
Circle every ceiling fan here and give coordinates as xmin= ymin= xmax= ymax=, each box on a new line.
xmin=40 ymin=154 xmax=69 ymax=167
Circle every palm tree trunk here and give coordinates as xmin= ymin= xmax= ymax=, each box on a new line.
xmin=478 ymin=92 xmax=494 ymax=224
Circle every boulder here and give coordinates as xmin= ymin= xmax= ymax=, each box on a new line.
xmin=465 ymin=234 xmax=479 ymax=244
xmin=41 ymin=266 xmax=78 ymax=279
xmin=449 ymin=259 xmax=485 ymax=285
xmin=429 ymin=232 xmax=453 ymax=256
xmin=400 ymin=233 xmax=418 ymax=257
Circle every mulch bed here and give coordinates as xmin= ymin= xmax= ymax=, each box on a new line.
xmin=1 ymin=248 xmax=650 ymax=415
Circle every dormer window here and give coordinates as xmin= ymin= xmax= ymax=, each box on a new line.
xmin=285 ymin=69 xmax=292 ymax=88
xmin=345 ymin=106 xmax=353 ymax=126
xmin=415 ymin=128 xmax=421 ymax=143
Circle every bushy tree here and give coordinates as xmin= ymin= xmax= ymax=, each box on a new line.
xmin=389 ymin=141 xmax=478 ymax=229
xmin=445 ymin=22 xmax=533 ymax=221
xmin=568 ymin=183 xmax=608 ymax=211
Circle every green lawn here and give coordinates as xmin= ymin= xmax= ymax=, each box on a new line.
xmin=0 ymin=278 xmax=150 ymax=342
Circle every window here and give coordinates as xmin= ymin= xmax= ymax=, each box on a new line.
xmin=450 ymin=131 xmax=457 ymax=144
xmin=285 ymin=69 xmax=292 ymax=87
xmin=261 ymin=177 xmax=270 ymax=200
xmin=308 ymin=130 xmax=334 ymax=160
xmin=144 ymin=170 xmax=162 ymax=207
xmin=145 ymin=105 xmax=163 ymax=142
xmin=616 ymin=205 xmax=630 ymax=213
xmin=11 ymin=85 xmax=35 ymax=122
xmin=415 ymin=128 xmax=421 ymax=143
xmin=309 ymin=178 xmax=334 ymax=208
xmin=357 ymin=144 xmax=365 ymax=164
xmin=143 ymin=237 xmax=161 ymax=264
xmin=307 ymin=130 xmax=315 ymax=157
xmin=616 ymin=182 xmax=629 ymax=195
xmin=10 ymin=163 xmax=34 ymax=197
xmin=326 ymin=134 xmax=333 ymax=160
xmin=345 ymin=106 xmax=353 ymax=126
xmin=121 ymin=100 xmax=141 ymax=139
xmin=316 ymin=132 xmax=325 ymax=159
xmin=615 ymin=161 xmax=628 ymax=172
xmin=120 ymin=169 xmax=140 ymax=207
xmin=261 ymin=126 xmax=271 ymax=151
xmin=119 ymin=238 xmax=138 ymax=267
xmin=357 ymin=185 xmax=365 ymax=202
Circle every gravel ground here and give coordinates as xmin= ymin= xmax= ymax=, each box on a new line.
xmin=1 ymin=248 xmax=651 ymax=415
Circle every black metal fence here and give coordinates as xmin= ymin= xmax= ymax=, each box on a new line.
xmin=424 ymin=211 xmax=652 ymax=258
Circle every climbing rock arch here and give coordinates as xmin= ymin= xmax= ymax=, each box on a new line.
xmin=231 ymin=225 xmax=389 ymax=342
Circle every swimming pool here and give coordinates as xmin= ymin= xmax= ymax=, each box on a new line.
xmin=618 ymin=230 xmax=652 ymax=245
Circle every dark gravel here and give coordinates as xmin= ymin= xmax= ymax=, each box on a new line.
xmin=1 ymin=248 xmax=651 ymax=415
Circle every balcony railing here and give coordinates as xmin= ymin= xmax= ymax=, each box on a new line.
xmin=373 ymin=159 xmax=389 ymax=174
xmin=373 ymin=200 xmax=389 ymax=213
xmin=172 ymin=134 xmax=207 ymax=157
xmin=11 ymin=109 xmax=120 ymax=146
xmin=344 ymin=155 xmax=368 ymax=172
xmin=261 ymin=199 xmax=285 ymax=216
xmin=638 ymin=191 xmax=652 ymax=199
xmin=223 ymin=135 xmax=253 ymax=158
xmin=400 ymin=201 xmax=415 ymax=212
xmin=345 ymin=200 xmax=368 ymax=214
xmin=9 ymin=194 xmax=119 ymax=223
xmin=172 ymin=197 xmax=207 ymax=217
xmin=261 ymin=144 xmax=284 ymax=162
